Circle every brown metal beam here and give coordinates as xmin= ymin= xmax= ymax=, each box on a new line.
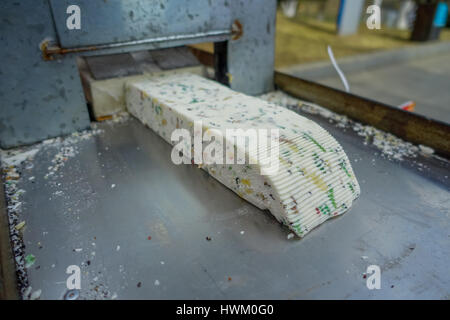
xmin=275 ymin=71 xmax=450 ymax=158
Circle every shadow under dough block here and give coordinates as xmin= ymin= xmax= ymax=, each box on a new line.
xmin=126 ymin=73 xmax=360 ymax=237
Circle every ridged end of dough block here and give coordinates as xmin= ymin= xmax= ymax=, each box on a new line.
xmin=125 ymin=73 xmax=360 ymax=238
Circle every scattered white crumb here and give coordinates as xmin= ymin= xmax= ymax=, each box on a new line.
xmin=111 ymin=184 xmax=116 ymax=188
xmin=287 ymin=233 xmax=295 ymax=240
xmin=1 ymin=127 xmax=103 ymax=296
xmin=154 ymin=280 xmax=160 ymax=286
xmin=419 ymin=144 xmax=434 ymax=155
xmin=0 ymin=148 xmax=40 ymax=166
xmin=23 ymin=286 xmax=33 ymax=299
xmin=30 ymin=289 xmax=42 ymax=300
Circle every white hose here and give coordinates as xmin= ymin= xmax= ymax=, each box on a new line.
xmin=327 ymin=45 xmax=350 ymax=93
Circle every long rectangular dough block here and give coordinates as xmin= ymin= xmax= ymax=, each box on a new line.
xmin=125 ymin=73 xmax=360 ymax=237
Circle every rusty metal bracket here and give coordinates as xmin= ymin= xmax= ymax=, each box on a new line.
xmin=40 ymin=30 xmax=232 ymax=61
xmin=40 ymin=39 xmax=97 ymax=61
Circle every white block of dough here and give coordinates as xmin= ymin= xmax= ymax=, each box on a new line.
xmin=125 ymin=73 xmax=360 ymax=237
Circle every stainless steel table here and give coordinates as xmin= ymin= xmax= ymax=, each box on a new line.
xmin=8 ymin=107 xmax=450 ymax=299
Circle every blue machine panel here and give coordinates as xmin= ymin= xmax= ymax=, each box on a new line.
xmin=0 ymin=0 xmax=91 ymax=149
xmin=49 ymin=0 xmax=231 ymax=47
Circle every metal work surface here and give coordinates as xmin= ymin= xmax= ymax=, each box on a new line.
xmin=5 ymin=109 xmax=450 ymax=299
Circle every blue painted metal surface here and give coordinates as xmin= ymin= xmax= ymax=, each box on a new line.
xmin=48 ymin=0 xmax=275 ymax=95
xmin=228 ymin=0 xmax=276 ymax=95
xmin=49 ymin=0 xmax=231 ymax=47
xmin=0 ymin=0 xmax=275 ymax=148
xmin=0 ymin=0 xmax=91 ymax=149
